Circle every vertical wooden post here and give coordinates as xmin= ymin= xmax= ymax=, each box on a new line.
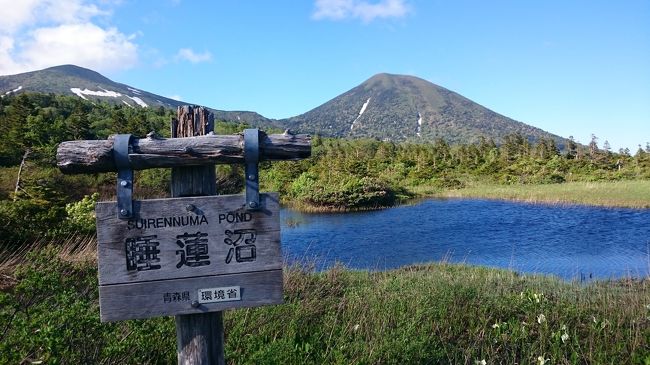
xmin=172 ymin=105 xmax=225 ymax=365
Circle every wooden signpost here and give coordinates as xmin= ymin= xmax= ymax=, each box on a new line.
xmin=56 ymin=105 xmax=310 ymax=364
xmin=95 ymin=193 xmax=283 ymax=321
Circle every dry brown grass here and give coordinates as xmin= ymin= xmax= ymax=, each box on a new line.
xmin=436 ymin=180 xmax=650 ymax=209
xmin=0 ymin=234 xmax=96 ymax=290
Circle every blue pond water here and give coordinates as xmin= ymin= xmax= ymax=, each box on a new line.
xmin=280 ymin=199 xmax=650 ymax=280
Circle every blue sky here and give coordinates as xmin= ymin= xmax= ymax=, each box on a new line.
xmin=0 ymin=0 xmax=648 ymax=151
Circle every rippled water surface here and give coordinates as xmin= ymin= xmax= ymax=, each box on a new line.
xmin=280 ymin=199 xmax=650 ymax=279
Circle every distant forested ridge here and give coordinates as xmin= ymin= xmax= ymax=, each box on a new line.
xmin=0 ymin=64 xmax=275 ymax=128
xmin=2 ymin=65 xmax=568 ymax=146
xmin=263 ymin=134 xmax=650 ymax=211
xmin=0 ymin=93 xmax=649 ymax=244
xmin=0 ymin=93 xmax=246 ymax=244
xmin=0 ymin=92 xmax=174 ymax=166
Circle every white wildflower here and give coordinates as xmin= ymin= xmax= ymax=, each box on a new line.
xmin=537 ymin=314 xmax=546 ymax=324
xmin=537 ymin=355 xmax=549 ymax=365
xmin=492 ymin=323 xmax=500 ymax=329
xmin=561 ymin=333 xmax=569 ymax=343
xmin=475 ymin=360 xmax=487 ymax=365
xmin=353 ymin=324 xmax=360 ymax=331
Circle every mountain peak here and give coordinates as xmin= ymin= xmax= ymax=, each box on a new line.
xmin=43 ymin=64 xmax=114 ymax=84
xmin=0 ymin=64 xmax=274 ymax=128
xmin=0 ymin=64 xmax=170 ymax=108
xmin=46 ymin=64 xmax=94 ymax=72
xmin=0 ymin=64 xmax=566 ymax=146
xmin=282 ymin=73 xmax=565 ymax=146
xmin=364 ymin=73 xmax=425 ymax=88
xmin=368 ymin=72 xmax=422 ymax=80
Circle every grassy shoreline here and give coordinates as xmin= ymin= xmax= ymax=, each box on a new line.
xmin=1 ymin=241 xmax=648 ymax=364
xmin=430 ymin=180 xmax=650 ymax=209
xmin=292 ymin=180 xmax=650 ymax=212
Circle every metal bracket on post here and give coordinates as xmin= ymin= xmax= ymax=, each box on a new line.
xmin=244 ymin=129 xmax=260 ymax=210
xmin=113 ymin=134 xmax=133 ymax=219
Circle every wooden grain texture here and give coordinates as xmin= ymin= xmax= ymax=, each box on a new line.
xmin=99 ymin=269 xmax=283 ymax=322
xmin=179 ymin=317 xmax=223 ymax=365
xmin=95 ymin=193 xmax=282 ymax=286
xmin=171 ymin=105 xmax=222 ymax=365
xmin=172 ymin=105 xmax=214 ymax=138
xmin=176 ymin=313 xmax=223 ymax=365
xmin=56 ymin=132 xmax=311 ymax=174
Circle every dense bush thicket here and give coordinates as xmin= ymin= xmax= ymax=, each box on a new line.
xmin=262 ymin=134 xmax=650 ymax=210
xmin=0 ymin=93 xmax=649 ymax=245
xmin=0 ymin=93 xmax=175 ymax=166
xmin=0 ymin=94 xmax=250 ymax=245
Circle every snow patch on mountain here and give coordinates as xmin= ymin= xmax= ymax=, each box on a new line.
xmin=2 ymin=85 xmax=22 ymax=97
xmin=71 ymin=87 xmax=122 ymax=100
xmin=358 ymin=97 xmax=370 ymax=116
xmin=127 ymin=87 xmax=142 ymax=95
xmin=350 ymin=97 xmax=371 ymax=131
xmin=127 ymin=96 xmax=148 ymax=107
xmin=70 ymin=87 xmax=147 ymax=107
xmin=416 ymin=112 xmax=422 ymax=137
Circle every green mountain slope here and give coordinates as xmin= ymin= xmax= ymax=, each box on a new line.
xmin=281 ymin=73 xmax=566 ymax=146
xmin=2 ymin=66 xmax=567 ymax=146
xmin=0 ymin=65 xmax=274 ymax=127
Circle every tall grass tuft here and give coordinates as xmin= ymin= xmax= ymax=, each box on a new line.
xmin=226 ymin=264 xmax=649 ymax=364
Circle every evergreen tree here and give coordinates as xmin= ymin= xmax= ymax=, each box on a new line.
xmin=566 ymin=136 xmax=578 ymax=160
xmin=589 ymin=134 xmax=599 ymax=160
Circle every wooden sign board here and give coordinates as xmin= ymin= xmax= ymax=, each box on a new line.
xmin=95 ymin=193 xmax=283 ymax=322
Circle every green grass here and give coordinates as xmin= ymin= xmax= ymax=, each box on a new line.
xmin=431 ymin=180 xmax=650 ymax=209
xmin=1 ymin=239 xmax=648 ymax=364
xmin=0 ymin=166 xmax=19 ymax=200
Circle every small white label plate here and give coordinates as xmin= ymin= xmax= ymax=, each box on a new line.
xmin=198 ymin=286 xmax=241 ymax=304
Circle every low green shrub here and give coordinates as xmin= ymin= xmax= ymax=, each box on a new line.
xmin=60 ymin=193 xmax=99 ymax=234
xmin=290 ymin=174 xmax=407 ymax=210
xmin=0 ymin=198 xmax=65 ymax=244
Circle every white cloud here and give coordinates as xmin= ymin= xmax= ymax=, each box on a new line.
xmin=0 ymin=0 xmax=43 ymax=34
xmin=19 ymin=24 xmax=137 ymax=72
xmin=0 ymin=0 xmax=105 ymax=33
xmin=175 ymin=48 xmax=212 ymax=64
xmin=0 ymin=36 xmax=20 ymax=75
xmin=0 ymin=0 xmax=137 ymax=75
xmin=312 ymin=0 xmax=409 ymax=23
xmin=42 ymin=0 xmax=106 ymax=24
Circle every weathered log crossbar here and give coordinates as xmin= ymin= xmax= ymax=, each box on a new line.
xmin=56 ymin=131 xmax=311 ymax=174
